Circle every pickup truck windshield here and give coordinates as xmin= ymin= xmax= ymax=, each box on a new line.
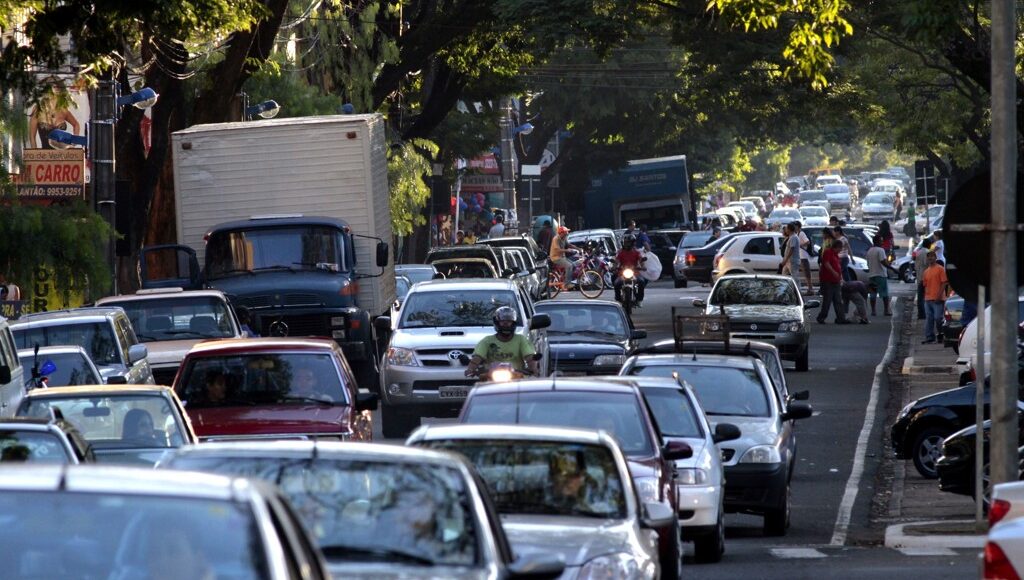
xmin=206 ymin=226 xmax=346 ymax=278
xmin=399 ymin=290 xmax=517 ymax=328
xmin=104 ymin=296 xmax=237 ymax=341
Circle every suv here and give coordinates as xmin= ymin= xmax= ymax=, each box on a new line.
xmin=10 ymin=307 xmax=153 ymax=385
xmin=0 ymin=416 xmax=94 ymax=463
xmin=96 ymin=288 xmax=243 ymax=386
xmin=0 ymin=317 xmax=24 ymax=416
xmin=374 ymin=279 xmax=550 ymax=438
xmin=619 ymin=353 xmax=813 ymax=536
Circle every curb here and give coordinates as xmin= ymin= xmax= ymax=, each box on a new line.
xmin=884 ymin=520 xmax=985 ymax=549
xmin=901 ymin=356 xmax=957 ymax=375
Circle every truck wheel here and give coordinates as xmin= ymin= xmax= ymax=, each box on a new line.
xmin=381 ymin=405 xmax=419 ymax=439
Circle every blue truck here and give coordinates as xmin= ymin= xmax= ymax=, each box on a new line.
xmin=583 ymin=155 xmax=695 ymax=229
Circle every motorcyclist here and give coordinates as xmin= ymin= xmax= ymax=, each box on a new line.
xmin=613 ymin=234 xmax=647 ymax=305
xmin=465 ymin=306 xmax=540 ymax=377
xmin=549 ymin=226 xmax=580 ymax=284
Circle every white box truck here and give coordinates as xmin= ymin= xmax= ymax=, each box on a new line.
xmin=141 ymin=114 xmax=395 ymax=386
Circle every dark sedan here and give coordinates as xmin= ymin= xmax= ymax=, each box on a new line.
xmin=941 ymin=295 xmax=966 ymax=348
xmin=650 ymin=229 xmax=688 ymax=278
xmin=673 ymin=232 xmax=735 ymax=288
xmin=936 ymin=406 xmax=1024 ymax=504
xmin=534 ymin=300 xmax=646 ymax=375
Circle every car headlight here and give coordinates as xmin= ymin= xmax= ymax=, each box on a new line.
xmin=676 ymin=467 xmax=709 ymax=485
xmin=579 ymin=552 xmax=642 ymax=580
xmin=634 ymin=476 xmax=660 ymax=503
xmin=594 ymin=354 xmax=626 ymax=366
xmin=897 ymin=402 xmax=914 ymax=421
xmin=739 ymin=445 xmax=782 ymax=464
xmin=330 ymin=316 xmax=346 ymax=327
xmin=385 ymin=347 xmax=418 ymax=367
xmin=777 ymin=321 xmax=802 ymax=332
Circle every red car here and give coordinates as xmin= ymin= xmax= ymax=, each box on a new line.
xmin=172 ymin=338 xmax=377 ymax=441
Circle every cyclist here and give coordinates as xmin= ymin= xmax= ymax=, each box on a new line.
xmin=613 ymin=234 xmax=647 ymax=305
xmin=465 ymin=306 xmax=539 ymax=377
xmin=549 ymin=226 xmax=581 ymax=285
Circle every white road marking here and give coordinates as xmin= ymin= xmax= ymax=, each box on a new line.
xmin=830 ymin=297 xmax=902 ymax=546
xmin=897 ymin=547 xmax=958 ymax=557
xmin=770 ymin=548 xmax=828 ymax=559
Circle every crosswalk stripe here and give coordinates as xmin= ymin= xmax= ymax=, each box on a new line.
xmin=769 ymin=548 xmax=828 ymax=559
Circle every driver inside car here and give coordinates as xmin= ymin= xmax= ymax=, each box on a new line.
xmin=465 ymin=306 xmax=539 ymax=377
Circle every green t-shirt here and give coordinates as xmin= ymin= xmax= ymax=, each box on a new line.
xmin=473 ymin=335 xmax=536 ymax=371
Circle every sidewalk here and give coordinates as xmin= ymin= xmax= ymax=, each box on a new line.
xmin=881 ymin=304 xmax=984 ymax=549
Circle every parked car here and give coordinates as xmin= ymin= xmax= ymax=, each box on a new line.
xmin=457 ymin=378 xmax=690 ymax=579
xmin=764 ymin=208 xmax=803 ymax=230
xmin=956 ymin=296 xmax=1024 ymax=383
xmin=16 ymin=384 xmax=196 ymax=465
xmin=797 ymin=205 xmax=829 ymax=226
xmin=0 ymin=465 xmax=330 ymax=579
xmin=426 ymin=245 xmax=510 ymax=278
xmin=408 ymin=424 xmax=666 ymax=577
xmin=477 ymin=235 xmax=549 ymax=281
xmin=0 ymin=316 xmax=24 ymax=417
xmin=17 ymin=345 xmax=103 ymax=387
xmin=673 ymin=232 xmax=734 ymax=288
xmin=985 ymin=514 xmax=1024 ymax=579
xmin=396 ymin=263 xmax=439 ymax=285
xmin=534 ymin=299 xmax=646 ymax=375
xmin=619 ymin=353 xmax=813 ymax=535
xmin=160 ymin=440 xmax=563 ymax=579
xmin=992 ymin=478 xmax=1024 ymax=529
xmin=860 ymin=192 xmax=896 ymax=224
xmin=940 ymin=295 xmax=966 ymax=348
xmin=374 ymin=279 xmax=550 ymax=438
xmin=692 ymin=275 xmax=818 ymax=371
xmin=11 ymin=307 xmax=154 ymax=385
xmin=936 ymin=406 xmax=1024 ymax=506
xmin=501 ymin=247 xmax=544 ymax=300
xmin=568 ymin=228 xmax=620 ymax=257
xmin=95 ymin=288 xmax=243 ymax=386
xmin=0 ymin=416 xmax=93 ymax=463
xmin=430 ymin=258 xmax=499 ymax=280
xmin=173 ymin=337 xmax=377 ymax=441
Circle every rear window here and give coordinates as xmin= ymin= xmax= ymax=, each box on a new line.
xmin=639 ymin=388 xmax=703 ymax=438
xmin=0 ymin=430 xmax=72 ymax=463
xmin=681 ymin=232 xmax=714 ymax=249
xmin=627 ymin=365 xmax=770 ymax=417
xmin=14 ymin=322 xmax=120 ymax=366
xmin=177 ymin=353 xmax=347 ymax=407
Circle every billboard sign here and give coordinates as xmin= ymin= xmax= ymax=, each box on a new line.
xmin=15 ymin=148 xmax=86 ymax=199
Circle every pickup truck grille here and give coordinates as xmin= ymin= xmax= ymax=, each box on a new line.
xmin=416 ymin=348 xmax=471 ymax=367
xmin=258 ymin=315 xmax=330 ymax=338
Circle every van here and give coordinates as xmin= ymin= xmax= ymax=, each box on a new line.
xmin=0 ymin=318 xmax=25 ymax=416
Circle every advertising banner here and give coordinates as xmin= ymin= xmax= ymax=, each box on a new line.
xmin=15 ymin=148 xmax=86 ymax=199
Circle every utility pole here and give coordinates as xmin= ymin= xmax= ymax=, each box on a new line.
xmin=92 ymin=78 xmax=117 ymax=295
xmin=499 ymin=97 xmax=516 ymax=220
xmin=989 ymin=0 xmax=1018 ymax=488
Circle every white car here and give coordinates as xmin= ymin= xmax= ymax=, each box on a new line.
xmin=727 ymin=201 xmax=761 ymax=223
xmin=797 ymin=205 xmax=829 ymax=226
xmin=955 ymin=295 xmax=1024 ymax=381
xmin=822 ymin=183 xmax=853 ymax=214
xmin=711 ymin=232 xmax=870 ymax=284
xmin=985 ymin=515 xmax=1024 ymax=578
xmin=815 ymin=174 xmax=843 ymax=188
xmin=860 ymin=192 xmax=896 ymax=224
xmin=992 ymin=480 xmax=1024 ymax=529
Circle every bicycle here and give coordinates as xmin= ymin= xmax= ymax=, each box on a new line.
xmin=547 ymin=253 xmax=604 ymax=299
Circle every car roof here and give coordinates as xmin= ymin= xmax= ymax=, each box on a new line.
xmin=11 ymin=307 xmax=126 ymax=326
xmin=22 ymin=384 xmax=176 ymax=398
xmin=409 ymin=423 xmax=614 ymax=445
xmin=0 ymin=464 xmax=258 ymax=501
xmin=0 ymin=417 xmax=63 ymax=428
xmin=17 ymin=345 xmax=90 ymax=357
xmin=468 ymin=377 xmax=640 ymax=396
xmin=628 ymin=353 xmax=761 ymax=369
xmin=207 ymin=215 xmax=350 ymax=236
xmin=638 ymin=338 xmax=779 ymax=356
xmin=535 ymin=299 xmax=624 ymax=310
xmin=96 ymin=288 xmax=229 ymax=304
xmin=185 ymin=337 xmax=338 ymax=356
xmin=168 ymin=440 xmax=470 ymax=468
xmin=405 ymin=279 xmax=517 ymax=292
xmin=712 ymin=273 xmax=794 ymax=282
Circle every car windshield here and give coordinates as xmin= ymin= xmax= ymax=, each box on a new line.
xmin=164 ymin=455 xmax=478 ymax=567
xmin=627 ymin=365 xmax=770 ymax=417
xmin=19 ymin=394 xmax=184 ymax=449
xmin=0 ymin=492 xmax=266 ymax=579
xmin=800 ymin=206 xmax=827 ymax=217
xmin=769 ymin=210 xmax=800 ymax=220
xmin=710 ymin=278 xmax=799 ymax=306
xmin=14 ymin=322 xmax=121 ymax=366
xmin=0 ymin=430 xmax=72 ymax=463
xmin=206 ymin=226 xmax=346 ymax=278
xmin=680 ymin=232 xmax=714 ymax=249
xmin=434 ymin=262 xmax=495 ymax=279
xmin=104 ymin=296 xmax=236 ymax=341
xmin=178 ymin=353 xmax=348 ymax=407
xmin=800 ymin=191 xmax=827 ymax=202
xmin=400 ymin=290 xmax=517 ymax=328
xmin=18 ymin=352 xmax=101 ymax=386
xmin=397 ymin=266 xmax=436 ymax=285
xmin=463 ymin=392 xmax=655 ymax=456
xmin=863 ymin=194 xmax=893 ymax=205
xmin=872 ymin=184 xmax=900 ymax=193
xmin=535 ymin=304 xmax=627 ymax=338
xmin=426 ymin=440 xmax=627 ymax=519
xmin=639 ymin=387 xmax=703 ymax=438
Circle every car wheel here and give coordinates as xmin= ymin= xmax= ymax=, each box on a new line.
xmin=795 ymin=347 xmax=809 ymax=372
xmin=675 ymin=279 xmax=688 ymax=289
xmin=381 ymin=404 xmax=419 ymax=439
xmin=763 ymin=483 xmax=790 ymax=537
xmin=900 ymin=264 xmax=916 ymax=284
xmin=912 ymin=426 xmax=950 ymax=479
xmin=660 ymin=518 xmax=682 ymax=580
xmin=693 ymin=506 xmax=725 ymax=563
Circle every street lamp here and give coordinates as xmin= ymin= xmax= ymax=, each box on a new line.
xmin=245 ymin=100 xmax=281 ymax=120
xmin=47 ymin=129 xmax=88 ymax=149
xmin=116 ymin=87 xmax=159 ymax=110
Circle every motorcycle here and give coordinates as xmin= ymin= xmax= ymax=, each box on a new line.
xmin=620 ymin=267 xmax=640 ymax=317
xmin=460 ymin=353 xmax=541 ymax=383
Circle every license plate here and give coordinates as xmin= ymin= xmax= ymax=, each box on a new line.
xmin=438 ymin=386 xmax=469 ymax=399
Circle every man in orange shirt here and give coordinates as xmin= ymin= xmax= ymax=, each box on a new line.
xmin=921 ymin=251 xmax=949 ymax=344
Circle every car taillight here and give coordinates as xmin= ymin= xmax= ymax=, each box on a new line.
xmin=686 ymin=252 xmax=697 ymax=266
xmin=944 ymin=311 xmax=952 ymax=323
xmin=985 ymin=541 xmax=1021 ymax=580
xmin=714 ymin=254 xmax=723 ymax=269
xmin=992 ymin=499 xmax=1013 ymax=526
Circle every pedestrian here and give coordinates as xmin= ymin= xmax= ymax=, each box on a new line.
xmin=834 ymin=226 xmax=852 ymax=281
xmin=930 ymin=230 xmax=945 ymax=264
xmin=709 ymin=225 xmax=722 ymax=241
xmin=877 ymin=220 xmax=894 ymax=254
xmin=866 ymin=235 xmax=896 ymax=316
xmin=792 ymin=221 xmax=814 ymax=294
xmin=0 ymin=273 xmax=21 ymax=301
xmin=842 ymin=279 xmax=870 ymax=324
xmin=636 ymin=224 xmax=652 ymax=252
xmin=464 ymin=228 xmax=477 ymax=245
xmin=913 ymin=234 xmax=933 ymax=320
xmin=817 ymin=239 xmax=850 ymax=324
xmin=829 ymin=215 xmax=839 ymax=228
xmin=455 ymin=230 xmax=466 ymax=245
xmin=536 ymin=220 xmax=553 ymax=255
xmin=488 ymin=213 xmax=506 ymax=238
xmin=780 ymin=223 xmax=800 ymax=281
xmin=920 ymin=251 xmax=949 ymax=344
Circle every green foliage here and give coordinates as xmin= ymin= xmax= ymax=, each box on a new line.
xmin=388 ymin=138 xmax=440 ymax=236
xmin=243 ymin=53 xmax=345 ymax=117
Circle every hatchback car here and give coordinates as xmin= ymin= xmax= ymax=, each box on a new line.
xmin=173 ymin=337 xmax=377 ymax=441
xmin=764 ymin=208 xmax=803 ymax=230
xmin=457 ymin=378 xmax=690 ymax=579
xmin=860 ymin=192 xmax=896 ymax=224
xmin=693 ymin=275 xmax=818 ymax=371
xmin=95 ymin=288 xmax=243 ymax=386
xmin=797 ymin=205 xmax=829 ymax=226
xmin=0 ymin=416 xmax=93 ymax=464
xmin=409 ymin=424 xmax=668 ymax=578
xmin=673 ymin=232 xmax=734 ymax=288
xmin=535 ymin=299 xmax=646 ymax=375
xmin=18 ymin=345 xmax=103 ymax=387
xmin=0 ymin=465 xmax=329 ymax=579
xmin=712 ymin=232 xmax=870 ymax=284
xmin=619 ymin=353 xmax=813 ymax=536
xmin=11 ymin=307 xmax=153 ymax=385
xmin=17 ymin=385 xmax=197 ymax=465
xmin=160 ymin=441 xmax=564 ymax=579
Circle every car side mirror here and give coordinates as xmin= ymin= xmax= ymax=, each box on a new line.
xmin=376 ymin=241 xmax=389 ymax=268
xmin=663 ymin=440 xmax=693 ymax=461
xmin=530 ymin=313 xmax=551 ymax=330
xmin=107 ymin=375 xmax=128 ymax=385
xmin=0 ymin=364 xmax=10 ymax=384
xmin=641 ymin=501 xmax=675 ymax=529
xmin=791 ymin=390 xmax=810 ymax=401
xmin=507 ymin=554 xmax=566 ymax=579
xmin=691 ymin=298 xmax=706 ymax=308
xmin=712 ymin=423 xmax=741 ymax=444
xmin=355 ymin=391 xmax=379 ymax=412
xmin=783 ymin=401 xmax=813 ymax=421
xmin=631 ymin=329 xmax=648 ymax=340
xmin=804 ymin=300 xmax=821 ymax=309
xmin=128 ymin=344 xmax=148 ymax=365
xmin=373 ymin=316 xmax=392 ymax=333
